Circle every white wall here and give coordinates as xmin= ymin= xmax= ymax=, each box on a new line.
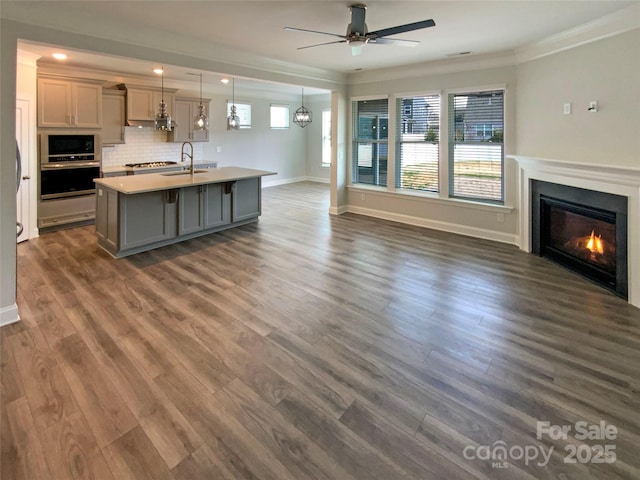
xmin=304 ymin=95 xmax=331 ymax=183
xmin=202 ymin=94 xmax=307 ymax=186
xmin=345 ymin=64 xmax=519 ymax=243
xmin=516 ymin=28 xmax=640 ymax=166
xmin=0 ymin=17 xmax=342 ymax=323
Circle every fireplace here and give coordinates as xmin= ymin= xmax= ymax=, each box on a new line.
xmin=531 ymin=180 xmax=628 ymax=299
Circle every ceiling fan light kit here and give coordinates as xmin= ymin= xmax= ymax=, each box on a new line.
xmin=154 ymin=66 xmax=172 ymax=131
xmin=284 ymin=3 xmax=435 ymax=56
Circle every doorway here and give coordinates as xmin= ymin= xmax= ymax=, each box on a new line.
xmin=16 ymin=98 xmax=34 ymax=243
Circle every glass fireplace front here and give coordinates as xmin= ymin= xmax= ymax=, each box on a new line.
xmin=531 ymin=180 xmax=628 ymax=299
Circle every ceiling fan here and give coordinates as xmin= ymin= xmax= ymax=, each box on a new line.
xmin=284 ymin=3 xmax=435 ymax=56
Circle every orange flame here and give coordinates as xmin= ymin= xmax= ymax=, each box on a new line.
xmin=586 ymin=230 xmax=604 ymax=254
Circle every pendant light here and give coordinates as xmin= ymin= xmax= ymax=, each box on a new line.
xmin=193 ymin=72 xmax=208 ymax=131
xmin=227 ymin=78 xmax=240 ymax=130
xmin=155 ymin=66 xmax=172 ymax=131
xmin=293 ymin=87 xmax=312 ymax=128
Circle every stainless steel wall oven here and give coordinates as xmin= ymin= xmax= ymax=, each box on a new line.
xmin=40 ymin=132 xmax=100 ymax=200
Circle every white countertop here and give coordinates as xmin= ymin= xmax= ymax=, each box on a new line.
xmin=101 ymin=161 xmax=217 ymax=175
xmin=95 ymin=166 xmax=276 ymax=194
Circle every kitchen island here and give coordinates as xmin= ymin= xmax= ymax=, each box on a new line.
xmin=94 ymin=167 xmax=276 ymax=258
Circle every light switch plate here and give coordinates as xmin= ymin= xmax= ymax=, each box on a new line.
xmin=563 ymin=103 xmax=571 ymax=115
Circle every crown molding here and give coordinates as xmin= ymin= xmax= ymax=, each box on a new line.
xmin=515 ymin=3 xmax=640 ymax=64
xmin=17 ymin=49 xmax=40 ymax=67
xmin=347 ymin=50 xmax=517 ymax=85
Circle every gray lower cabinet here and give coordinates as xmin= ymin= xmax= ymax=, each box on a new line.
xmin=96 ymin=177 xmax=261 ymax=258
xmin=179 ymin=183 xmax=232 ymax=235
xmin=178 ymin=185 xmax=205 ymax=235
xmin=120 ymin=190 xmax=178 ymax=250
xmin=232 ymin=177 xmax=261 ymax=222
xmin=205 ymin=183 xmax=232 ymax=228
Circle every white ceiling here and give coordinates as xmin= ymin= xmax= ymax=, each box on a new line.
xmin=8 ymin=1 xmax=637 ymax=93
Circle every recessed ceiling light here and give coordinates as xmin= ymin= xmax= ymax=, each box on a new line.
xmin=220 ymin=78 xmax=230 ymax=84
xmin=52 ymin=53 xmax=67 ymax=60
xmin=153 ymin=68 xmax=164 ymax=75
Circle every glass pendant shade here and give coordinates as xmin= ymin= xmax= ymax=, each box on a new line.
xmin=155 ymin=66 xmax=172 ymax=131
xmin=293 ymin=88 xmax=312 ymax=128
xmin=227 ymin=78 xmax=240 ymax=130
xmin=193 ymin=73 xmax=208 ymax=131
xmin=227 ymin=105 xmax=240 ymax=130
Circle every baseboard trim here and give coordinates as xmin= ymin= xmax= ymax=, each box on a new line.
xmin=263 ymin=176 xmax=307 ymax=188
xmin=346 ymin=205 xmax=518 ymax=245
xmin=0 ymin=304 xmax=20 ymax=327
xmin=329 ymin=205 xmax=349 ymax=215
xmin=304 ymin=176 xmax=330 ymax=184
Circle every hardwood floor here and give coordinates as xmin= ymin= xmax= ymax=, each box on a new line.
xmin=3 ymin=181 xmax=640 ymax=479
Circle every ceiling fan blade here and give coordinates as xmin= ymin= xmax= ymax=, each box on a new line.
xmin=368 ymin=19 xmax=435 ymax=38
xmin=297 ymin=40 xmax=347 ymax=50
xmin=348 ymin=4 xmax=367 ymax=35
xmin=368 ymin=37 xmax=419 ymax=47
xmin=284 ymin=27 xmax=346 ymax=39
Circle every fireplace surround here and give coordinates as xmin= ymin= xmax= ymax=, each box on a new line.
xmin=531 ymin=180 xmax=627 ymax=298
xmin=511 ymin=156 xmax=640 ymax=308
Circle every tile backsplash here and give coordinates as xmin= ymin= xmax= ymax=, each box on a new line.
xmin=101 ymin=127 xmax=203 ymax=167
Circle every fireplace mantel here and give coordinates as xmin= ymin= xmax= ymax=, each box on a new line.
xmin=510 ymin=155 xmax=640 ymax=308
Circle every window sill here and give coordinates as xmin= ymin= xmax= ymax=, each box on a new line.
xmin=347 ymin=184 xmax=514 ymax=214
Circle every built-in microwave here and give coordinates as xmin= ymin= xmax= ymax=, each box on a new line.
xmin=39 ymin=132 xmax=101 ymax=200
xmin=40 ymin=132 xmax=101 ymax=164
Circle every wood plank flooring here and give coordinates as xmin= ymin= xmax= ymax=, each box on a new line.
xmin=3 ymin=181 xmax=640 ymax=479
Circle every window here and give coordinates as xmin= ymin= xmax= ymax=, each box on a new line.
xmin=270 ymin=104 xmax=289 ymax=129
xmin=352 ymin=98 xmax=388 ymax=186
xmin=322 ymin=110 xmax=331 ymax=167
xmin=227 ymin=101 xmax=252 ymax=129
xmin=396 ymin=94 xmax=440 ymax=192
xmin=448 ymin=90 xmax=504 ymax=203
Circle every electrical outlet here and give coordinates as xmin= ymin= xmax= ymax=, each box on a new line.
xmin=216 ymin=146 xmax=222 ymax=153
xmin=563 ymin=103 xmax=571 ymax=115
xmin=360 ymin=193 xmax=366 ymax=201
xmin=588 ymin=101 xmax=598 ymax=113
xmin=497 ymin=213 xmax=505 ymax=223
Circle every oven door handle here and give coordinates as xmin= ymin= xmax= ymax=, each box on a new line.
xmin=42 ymin=162 xmax=100 ymax=169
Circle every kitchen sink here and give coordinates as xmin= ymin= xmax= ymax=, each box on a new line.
xmin=161 ymin=169 xmax=208 ymax=176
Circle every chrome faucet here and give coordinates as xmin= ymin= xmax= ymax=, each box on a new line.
xmin=181 ymin=142 xmax=194 ymax=174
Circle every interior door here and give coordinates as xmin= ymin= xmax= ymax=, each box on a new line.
xmin=16 ymin=99 xmax=32 ymax=243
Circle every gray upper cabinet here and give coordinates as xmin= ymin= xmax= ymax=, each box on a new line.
xmin=38 ymin=76 xmax=102 ymax=128
xmin=169 ymin=98 xmax=211 ymax=143
xmin=102 ymin=89 xmax=125 ymax=145
xmin=124 ymin=86 xmax=175 ymax=121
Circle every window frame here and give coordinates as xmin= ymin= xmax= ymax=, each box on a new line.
xmin=394 ymin=91 xmax=441 ymax=193
xmin=350 ymin=95 xmax=390 ymax=188
xmin=270 ymin=104 xmax=290 ymax=129
xmin=226 ymin=101 xmax=252 ymax=129
xmin=321 ymin=109 xmax=331 ymax=167
xmin=447 ymin=86 xmax=505 ymax=204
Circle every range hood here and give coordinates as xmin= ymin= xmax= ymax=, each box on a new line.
xmin=117 ymin=83 xmax=178 ymax=129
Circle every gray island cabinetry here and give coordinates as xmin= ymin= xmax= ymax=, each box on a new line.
xmin=94 ymin=167 xmax=275 ymax=258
